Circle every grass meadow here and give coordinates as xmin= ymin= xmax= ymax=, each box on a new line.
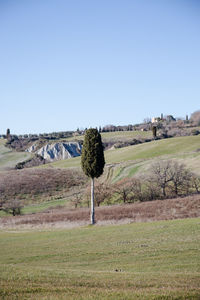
xmin=63 ymin=130 xmax=152 ymax=143
xmin=50 ymin=135 xmax=200 ymax=180
xmin=0 ymin=139 xmax=32 ymax=171
xmin=0 ymin=218 xmax=199 ymax=299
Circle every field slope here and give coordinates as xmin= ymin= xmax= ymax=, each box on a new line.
xmin=49 ymin=135 xmax=200 ymax=181
xmin=0 ymin=139 xmax=32 ymax=171
xmin=0 ymin=218 xmax=199 ymax=299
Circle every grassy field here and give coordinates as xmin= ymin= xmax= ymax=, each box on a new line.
xmin=0 ymin=139 xmax=32 ymax=171
xmin=49 ymin=135 xmax=200 ymax=180
xmin=64 ymin=130 xmax=153 ymax=143
xmin=0 ymin=218 xmax=199 ymax=299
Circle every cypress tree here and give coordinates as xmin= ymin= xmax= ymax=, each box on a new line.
xmin=152 ymin=126 xmax=157 ymax=139
xmin=81 ymin=128 xmax=105 ymax=224
xmin=6 ymin=128 xmax=10 ymax=139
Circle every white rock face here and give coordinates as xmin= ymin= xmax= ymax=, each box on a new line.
xmin=26 ymin=142 xmax=82 ymax=162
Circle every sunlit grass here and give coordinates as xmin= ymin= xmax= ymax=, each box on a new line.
xmin=0 ymin=140 xmax=32 ymax=171
xmin=0 ymin=218 xmax=199 ymax=299
xmin=48 ymin=136 xmax=200 ymax=178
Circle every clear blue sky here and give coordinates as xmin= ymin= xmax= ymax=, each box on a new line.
xmin=0 ymin=0 xmax=200 ymax=134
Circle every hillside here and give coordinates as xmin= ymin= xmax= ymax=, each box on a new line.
xmin=0 ymin=132 xmax=200 ymax=209
xmin=49 ymin=135 xmax=200 ymax=181
xmin=1 ymin=194 xmax=199 ymax=229
xmin=0 ymin=133 xmax=200 ymax=218
xmin=0 ymin=139 xmax=32 ymax=171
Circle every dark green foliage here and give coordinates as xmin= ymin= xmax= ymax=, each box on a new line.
xmin=152 ymin=126 xmax=157 ymax=138
xmin=6 ymin=128 xmax=10 ymax=136
xmin=6 ymin=128 xmax=10 ymax=140
xmin=191 ymin=129 xmax=200 ymax=136
xmin=81 ymin=128 xmax=105 ymax=179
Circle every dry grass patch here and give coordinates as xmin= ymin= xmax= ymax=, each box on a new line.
xmin=0 ymin=168 xmax=86 ymax=203
xmin=1 ymin=194 xmax=199 ymax=229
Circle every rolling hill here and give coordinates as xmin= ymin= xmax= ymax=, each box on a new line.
xmin=0 ymin=139 xmax=32 ymax=171
xmin=49 ymin=135 xmax=200 ymax=182
xmin=0 ymin=133 xmax=200 ymax=214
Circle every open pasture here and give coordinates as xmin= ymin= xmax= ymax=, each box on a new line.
xmin=0 ymin=139 xmax=32 ymax=171
xmin=50 ymin=135 xmax=200 ymax=180
xmin=0 ymin=218 xmax=199 ymax=299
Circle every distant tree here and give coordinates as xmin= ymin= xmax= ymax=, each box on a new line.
xmin=81 ymin=128 xmax=105 ymax=224
xmin=150 ymin=160 xmax=192 ymax=198
xmin=191 ymin=175 xmax=200 ymax=194
xmin=6 ymin=128 xmax=10 ymax=139
xmin=3 ymin=200 xmax=23 ymax=216
xmin=130 ymin=178 xmax=144 ymax=202
xmin=71 ymin=187 xmax=82 ymax=209
xmin=95 ymin=182 xmax=112 ymax=206
xmin=85 ymin=181 xmax=112 ymax=207
xmin=151 ymin=161 xmax=173 ymax=197
xmin=190 ymin=110 xmax=200 ymax=125
xmin=191 ymin=129 xmax=200 ymax=136
xmin=168 ymin=162 xmax=191 ymax=195
xmin=143 ymin=118 xmax=151 ymax=124
xmin=143 ymin=177 xmax=161 ymax=201
xmin=152 ymin=126 xmax=157 ymax=139
xmin=127 ymin=124 xmax=133 ymax=131
xmin=114 ymin=178 xmax=133 ymax=203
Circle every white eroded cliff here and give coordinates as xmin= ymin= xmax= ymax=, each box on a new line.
xmin=26 ymin=142 xmax=82 ymax=162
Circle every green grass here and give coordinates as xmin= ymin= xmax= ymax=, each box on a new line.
xmin=51 ymin=135 xmax=200 ymax=167
xmin=0 ymin=139 xmax=32 ymax=171
xmin=48 ymin=136 xmax=200 ymax=180
xmin=63 ymin=130 xmax=152 ymax=143
xmin=0 ymin=218 xmax=199 ymax=299
xmin=0 ymin=197 xmax=72 ymax=217
xmin=105 ymin=135 xmax=200 ymax=163
xmin=22 ymin=198 xmax=70 ymax=214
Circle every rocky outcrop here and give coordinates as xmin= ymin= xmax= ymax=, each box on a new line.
xmin=26 ymin=142 xmax=82 ymax=162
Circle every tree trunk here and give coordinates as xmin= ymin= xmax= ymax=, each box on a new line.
xmin=162 ymin=185 xmax=166 ymax=198
xmin=91 ymin=177 xmax=95 ymax=225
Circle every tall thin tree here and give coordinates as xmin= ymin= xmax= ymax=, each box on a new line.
xmin=6 ymin=128 xmax=10 ymax=139
xmin=81 ymin=128 xmax=105 ymax=224
xmin=152 ymin=125 xmax=157 ymax=139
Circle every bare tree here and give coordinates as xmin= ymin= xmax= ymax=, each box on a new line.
xmin=150 ymin=160 xmax=193 ymax=198
xmin=95 ymin=182 xmax=112 ymax=206
xmin=190 ymin=110 xmax=200 ymax=126
xmin=168 ymin=162 xmax=191 ymax=196
xmin=84 ymin=182 xmax=112 ymax=207
xmin=71 ymin=187 xmax=83 ymax=209
xmin=3 ymin=200 xmax=23 ymax=216
xmin=129 ymin=178 xmax=144 ymax=202
xmin=191 ymin=175 xmax=200 ymax=194
xmin=151 ymin=160 xmax=174 ymax=198
xmin=114 ymin=178 xmax=133 ymax=203
xmin=143 ymin=177 xmax=161 ymax=201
